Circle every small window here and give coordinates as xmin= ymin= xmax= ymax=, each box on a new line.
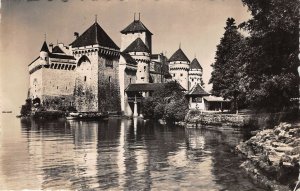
xmin=66 ymin=86 xmax=68 ymax=90
xmin=109 ymin=76 xmax=111 ymax=82
xmin=129 ymin=78 xmax=132 ymax=84
xmin=84 ymin=76 xmax=87 ymax=81
xmin=180 ymin=73 xmax=183 ymax=77
xmin=192 ymin=97 xmax=202 ymax=103
xmin=57 ymin=86 xmax=58 ymax=89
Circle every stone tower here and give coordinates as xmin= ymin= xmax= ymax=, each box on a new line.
xmin=40 ymin=41 xmax=50 ymax=66
xmin=123 ymin=38 xmax=150 ymax=83
xmin=189 ymin=58 xmax=203 ymax=89
xmin=120 ymin=14 xmax=153 ymax=53
xmin=168 ymin=48 xmax=190 ymax=90
xmin=70 ymin=20 xmax=120 ymax=113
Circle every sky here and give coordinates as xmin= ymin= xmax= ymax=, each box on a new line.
xmin=0 ymin=0 xmax=251 ymax=112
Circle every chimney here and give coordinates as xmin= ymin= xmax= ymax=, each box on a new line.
xmin=49 ymin=43 xmax=53 ymax=52
xmin=74 ymin=32 xmax=79 ymax=39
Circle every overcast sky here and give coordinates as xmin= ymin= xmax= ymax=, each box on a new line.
xmin=0 ymin=0 xmax=251 ymax=112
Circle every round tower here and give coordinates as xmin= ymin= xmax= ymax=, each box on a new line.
xmin=40 ymin=41 xmax=50 ymax=65
xmin=168 ymin=48 xmax=190 ymax=90
xmin=189 ymin=58 xmax=203 ymax=89
xmin=123 ymin=37 xmax=150 ymax=83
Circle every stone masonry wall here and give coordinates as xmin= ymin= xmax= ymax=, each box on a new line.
xmin=98 ymin=55 xmax=121 ymax=112
xmin=186 ymin=110 xmax=296 ymax=129
xmin=42 ymin=95 xmax=74 ymax=111
xmin=74 ymin=53 xmax=99 ymax=112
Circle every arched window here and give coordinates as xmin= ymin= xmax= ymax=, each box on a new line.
xmin=77 ymin=55 xmax=91 ymax=67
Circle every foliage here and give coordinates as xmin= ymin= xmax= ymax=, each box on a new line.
xmin=239 ymin=0 xmax=299 ymax=111
xmin=210 ymin=1 xmax=299 ymax=112
xmin=164 ymin=97 xmax=189 ymax=123
xmin=209 ymin=18 xmax=246 ymax=111
xmin=142 ymin=97 xmax=156 ymax=118
xmin=141 ymin=81 xmax=188 ymax=122
xmin=20 ymin=98 xmax=32 ymax=116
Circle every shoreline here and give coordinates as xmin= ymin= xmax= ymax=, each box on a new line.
xmin=236 ymin=122 xmax=300 ymax=191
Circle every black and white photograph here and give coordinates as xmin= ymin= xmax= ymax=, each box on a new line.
xmin=0 ymin=0 xmax=299 ymax=190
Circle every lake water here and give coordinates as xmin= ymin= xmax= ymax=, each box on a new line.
xmin=0 ymin=114 xmax=265 ymax=190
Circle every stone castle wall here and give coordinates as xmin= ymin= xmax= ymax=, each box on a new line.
xmin=42 ymin=68 xmax=75 ymax=96
xmin=98 ymin=55 xmax=121 ymax=112
xmin=189 ymin=70 xmax=202 ymax=89
xmin=74 ymin=53 xmax=99 ymax=112
xmin=169 ymin=61 xmax=190 ymax=91
xmin=121 ymin=32 xmax=151 ymax=52
xmin=29 ymin=64 xmax=43 ymax=100
xmin=42 ymin=94 xmax=74 ymax=110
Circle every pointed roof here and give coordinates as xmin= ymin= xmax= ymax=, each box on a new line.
xmin=52 ymin=46 xmax=65 ymax=54
xmin=188 ymin=84 xmax=210 ymax=96
xmin=190 ymin=58 xmax=202 ymax=70
xmin=70 ymin=22 xmax=119 ymax=50
xmin=121 ymin=20 xmax=153 ymax=35
xmin=123 ymin=38 xmax=149 ymax=53
xmin=40 ymin=41 xmax=49 ymax=52
xmin=120 ymin=52 xmax=138 ymax=65
xmin=169 ymin=48 xmax=190 ymax=62
xmin=49 ymin=53 xmax=76 ymax=60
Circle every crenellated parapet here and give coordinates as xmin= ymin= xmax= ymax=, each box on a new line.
xmin=72 ymin=45 xmax=120 ymax=59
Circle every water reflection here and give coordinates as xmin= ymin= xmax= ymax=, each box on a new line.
xmin=0 ymin=115 xmax=265 ymax=190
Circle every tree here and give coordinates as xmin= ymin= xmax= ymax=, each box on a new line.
xmin=209 ymin=18 xmax=245 ymax=111
xmin=141 ymin=81 xmax=188 ymax=122
xmin=20 ymin=98 xmax=32 ymax=116
xmin=239 ymin=0 xmax=299 ymax=112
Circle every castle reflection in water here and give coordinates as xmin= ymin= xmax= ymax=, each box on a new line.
xmin=0 ymin=116 xmax=263 ymax=190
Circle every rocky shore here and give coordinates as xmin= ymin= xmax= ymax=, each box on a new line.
xmin=236 ymin=122 xmax=300 ymax=191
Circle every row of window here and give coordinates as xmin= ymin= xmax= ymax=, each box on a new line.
xmin=83 ymin=76 xmax=113 ymax=82
xmin=50 ymin=63 xmax=76 ymax=70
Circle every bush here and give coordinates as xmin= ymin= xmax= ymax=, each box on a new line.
xmin=164 ymin=98 xmax=189 ymax=123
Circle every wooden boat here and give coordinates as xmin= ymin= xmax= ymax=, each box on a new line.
xmin=65 ymin=112 xmax=81 ymax=120
xmin=2 ymin=111 xmax=12 ymax=113
xmin=65 ymin=112 xmax=108 ymax=121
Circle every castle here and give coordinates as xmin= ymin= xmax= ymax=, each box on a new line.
xmin=28 ymin=15 xmax=204 ymax=116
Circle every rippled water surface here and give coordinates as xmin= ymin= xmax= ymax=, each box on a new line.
xmin=0 ymin=114 xmax=265 ymax=190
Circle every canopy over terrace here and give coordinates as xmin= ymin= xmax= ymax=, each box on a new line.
xmin=203 ymin=95 xmax=231 ymax=111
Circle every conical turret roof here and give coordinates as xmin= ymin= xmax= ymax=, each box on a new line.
xmin=52 ymin=46 xmax=65 ymax=54
xmin=40 ymin=41 xmax=49 ymax=52
xmin=70 ymin=22 xmax=119 ymax=50
xmin=123 ymin=38 xmax=149 ymax=53
xmin=168 ymin=48 xmax=190 ymax=62
xmin=190 ymin=58 xmax=202 ymax=70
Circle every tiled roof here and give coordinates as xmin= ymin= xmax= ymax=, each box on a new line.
xmin=121 ymin=20 xmax=153 ymax=35
xmin=190 ymin=58 xmax=202 ymax=70
xmin=40 ymin=41 xmax=49 ymax=52
xmin=49 ymin=53 xmax=76 ymax=60
xmin=52 ymin=46 xmax=65 ymax=54
xmin=123 ymin=38 xmax=149 ymax=53
xmin=188 ymin=84 xmax=210 ymax=96
xmin=70 ymin=22 xmax=119 ymax=50
xmin=125 ymin=83 xmax=185 ymax=92
xmin=203 ymin=95 xmax=230 ymax=102
xmin=120 ymin=52 xmax=138 ymax=65
xmin=169 ymin=48 xmax=190 ymax=62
